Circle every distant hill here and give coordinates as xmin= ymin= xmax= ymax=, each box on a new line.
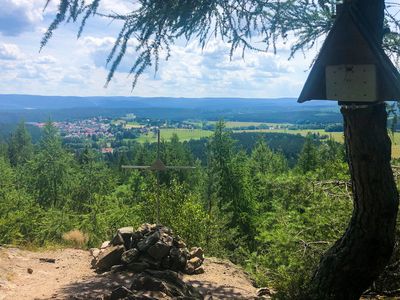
xmin=0 ymin=94 xmax=341 ymax=124
xmin=0 ymin=94 xmax=337 ymax=110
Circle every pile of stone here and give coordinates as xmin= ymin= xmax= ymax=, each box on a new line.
xmin=109 ymin=269 xmax=203 ymax=299
xmin=90 ymin=223 xmax=205 ymax=275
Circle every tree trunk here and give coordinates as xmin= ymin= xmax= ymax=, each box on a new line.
xmin=306 ymin=1 xmax=399 ymax=299
xmin=307 ymin=104 xmax=399 ymax=299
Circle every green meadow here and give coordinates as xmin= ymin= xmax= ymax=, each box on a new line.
xmin=132 ymin=124 xmax=400 ymax=159
xmin=136 ymin=129 xmax=213 ymax=143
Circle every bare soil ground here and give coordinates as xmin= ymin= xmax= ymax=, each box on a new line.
xmin=0 ymin=246 xmax=259 ymax=300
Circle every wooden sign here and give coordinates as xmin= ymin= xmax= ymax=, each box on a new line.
xmin=298 ymin=5 xmax=400 ymax=103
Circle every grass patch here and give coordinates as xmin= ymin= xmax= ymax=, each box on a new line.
xmin=202 ymin=121 xmax=289 ymax=128
xmin=233 ymin=128 xmax=400 ymax=158
xmin=137 ymin=129 xmax=213 ymax=143
xmin=125 ymin=122 xmax=142 ymax=129
xmin=233 ymin=129 xmax=343 ymax=142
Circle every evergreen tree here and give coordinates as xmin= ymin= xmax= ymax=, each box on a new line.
xmin=161 ymin=133 xmax=195 ymax=185
xmin=296 ymin=134 xmax=319 ymax=174
xmin=28 ymin=122 xmax=75 ymax=208
xmin=8 ymin=122 xmax=33 ymax=167
xmin=0 ymin=142 xmax=8 ymax=161
xmin=73 ymin=147 xmax=116 ymax=211
xmin=208 ymin=121 xmax=234 ymax=209
xmin=229 ymin=151 xmax=256 ymax=247
xmin=0 ymin=157 xmax=39 ymax=245
xmin=250 ymin=139 xmax=288 ymax=176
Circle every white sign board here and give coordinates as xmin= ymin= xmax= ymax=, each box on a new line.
xmin=326 ymin=64 xmax=377 ymax=102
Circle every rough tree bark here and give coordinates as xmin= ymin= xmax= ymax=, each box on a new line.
xmin=305 ymin=0 xmax=399 ymax=299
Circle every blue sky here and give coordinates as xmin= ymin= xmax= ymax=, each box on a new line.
xmin=0 ymin=0 xmax=317 ymax=98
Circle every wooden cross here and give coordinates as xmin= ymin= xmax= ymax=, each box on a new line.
xmin=122 ymin=128 xmax=196 ymax=223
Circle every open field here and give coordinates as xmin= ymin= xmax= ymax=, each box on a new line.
xmin=234 ymin=129 xmax=344 ymax=143
xmin=202 ymin=121 xmax=288 ymax=128
xmin=234 ymin=128 xmax=400 ymax=159
xmin=125 ymin=122 xmax=142 ymax=129
xmin=133 ymin=125 xmax=400 ymax=158
xmin=137 ymin=129 xmax=213 ymax=143
xmin=224 ymin=121 xmax=269 ymax=128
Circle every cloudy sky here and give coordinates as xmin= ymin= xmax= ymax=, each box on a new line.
xmin=0 ymin=0 xmax=318 ymax=98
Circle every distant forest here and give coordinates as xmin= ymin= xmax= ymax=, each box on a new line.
xmin=0 ymin=94 xmax=342 ymax=125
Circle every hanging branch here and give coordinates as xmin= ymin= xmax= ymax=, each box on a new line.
xmin=42 ymin=0 xmax=400 ymax=88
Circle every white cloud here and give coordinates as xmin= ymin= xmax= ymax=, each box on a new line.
xmin=81 ymin=36 xmax=116 ymax=48
xmin=99 ymin=0 xmax=136 ymax=14
xmin=35 ymin=55 xmax=57 ymax=64
xmin=0 ymin=43 xmax=24 ymax=60
xmin=0 ymin=0 xmax=47 ymax=36
xmin=62 ymin=74 xmax=86 ymax=84
xmin=142 ymin=39 xmax=300 ymax=97
xmin=0 ymin=3 xmax=317 ymax=98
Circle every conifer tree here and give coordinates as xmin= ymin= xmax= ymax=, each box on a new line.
xmin=250 ymin=139 xmax=288 ymax=176
xmin=297 ymin=135 xmax=319 ymax=174
xmin=29 ymin=122 xmax=75 ymax=208
xmin=8 ymin=122 xmax=33 ymax=167
xmin=208 ymin=121 xmax=234 ymax=209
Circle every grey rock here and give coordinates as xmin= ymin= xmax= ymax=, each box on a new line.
xmin=189 ymin=247 xmax=204 ymax=262
xmin=101 ymin=241 xmax=110 ymax=249
xmin=118 ymin=226 xmax=134 ymax=235
xmin=110 ymin=264 xmax=127 ymax=273
xmin=257 ymin=287 xmax=272 ymax=297
xmin=160 ymin=234 xmax=173 ymax=249
xmin=95 ymin=245 xmax=125 ymax=271
xmin=118 ymin=227 xmax=134 ymax=249
xmin=137 ymin=231 xmax=160 ymax=252
xmin=147 ymin=241 xmax=171 ymax=260
xmin=89 ymin=248 xmax=101 ymax=258
xmin=170 ymin=248 xmax=187 ymax=271
xmin=188 ymin=257 xmax=202 ymax=269
xmin=159 ymin=226 xmax=173 ymax=235
xmin=140 ymin=254 xmax=161 ymax=269
xmin=137 ymin=223 xmax=157 ymax=235
xmin=131 ymin=290 xmax=171 ymax=299
xmin=130 ymin=232 xmax=144 ymax=249
xmin=39 ymin=258 xmax=56 ymax=263
xmin=173 ymin=239 xmax=186 ymax=249
xmin=161 ymin=255 xmax=172 ymax=269
xmin=127 ymin=261 xmax=150 ymax=272
xmin=131 ymin=273 xmax=169 ymax=294
xmin=131 ymin=270 xmax=203 ymax=299
xmin=193 ymin=266 xmax=205 ymax=275
xmin=121 ymin=248 xmax=139 ymax=264
xmin=90 ymin=257 xmax=97 ymax=268
xmin=111 ymin=232 xmax=124 ymax=246
xmin=110 ymin=285 xmax=132 ymax=300
xmin=185 ymin=262 xmax=195 ymax=275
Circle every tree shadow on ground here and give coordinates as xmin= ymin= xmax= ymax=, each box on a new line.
xmin=52 ymin=271 xmax=135 ymax=299
xmin=183 ymin=279 xmax=250 ymax=299
xmin=51 ymin=271 xmax=251 ymax=299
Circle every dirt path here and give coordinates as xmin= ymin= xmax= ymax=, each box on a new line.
xmin=0 ymin=246 xmax=260 ymax=299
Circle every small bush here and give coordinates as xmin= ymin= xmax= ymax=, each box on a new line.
xmin=62 ymin=230 xmax=88 ymax=248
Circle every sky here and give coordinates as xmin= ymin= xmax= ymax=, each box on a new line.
xmin=0 ymin=0 xmax=318 ymax=98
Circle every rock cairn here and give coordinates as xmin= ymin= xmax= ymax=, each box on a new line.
xmin=90 ymin=223 xmax=205 ymax=275
xmin=109 ymin=269 xmax=203 ymax=299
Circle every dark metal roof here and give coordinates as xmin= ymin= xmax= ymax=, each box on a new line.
xmin=298 ymin=5 xmax=400 ymax=103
